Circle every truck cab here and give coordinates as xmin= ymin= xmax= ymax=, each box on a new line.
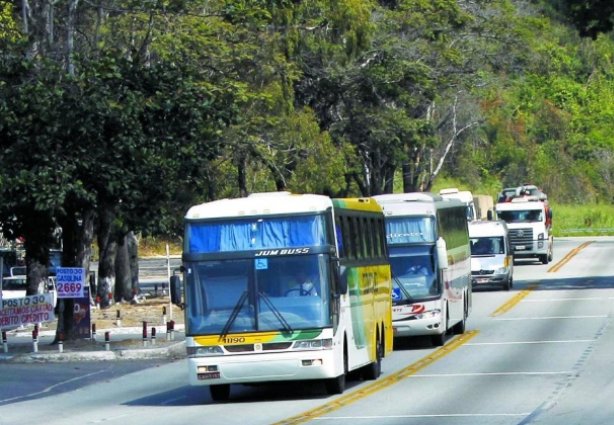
xmin=495 ymin=197 xmax=553 ymax=264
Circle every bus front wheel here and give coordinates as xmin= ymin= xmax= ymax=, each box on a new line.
xmin=325 ymin=347 xmax=348 ymax=394
xmin=210 ymin=384 xmax=231 ymax=402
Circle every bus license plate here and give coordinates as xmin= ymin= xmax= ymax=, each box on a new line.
xmin=198 ymin=371 xmax=221 ymax=380
xmin=515 ymin=245 xmax=525 ymax=250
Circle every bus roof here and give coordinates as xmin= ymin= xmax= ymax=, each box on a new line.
xmin=185 ymin=192 xmax=333 ymax=220
xmin=373 ymin=192 xmax=465 ymax=217
xmin=332 ymin=197 xmax=383 ymax=214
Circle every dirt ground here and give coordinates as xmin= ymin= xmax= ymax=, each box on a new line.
xmin=89 ymin=296 xmax=185 ymax=330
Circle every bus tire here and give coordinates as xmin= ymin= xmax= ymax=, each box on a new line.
xmin=363 ymin=332 xmax=382 ymax=380
xmin=210 ymin=384 xmax=231 ymax=402
xmin=432 ymin=308 xmax=448 ymax=346
xmin=325 ymin=344 xmax=347 ymax=394
xmin=452 ymin=301 xmax=467 ymax=335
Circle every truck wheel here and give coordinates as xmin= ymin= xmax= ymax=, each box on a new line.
xmin=540 ymin=254 xmax=549 ymax=264
xmin=210 ymin=384 xmax=231 ymax=402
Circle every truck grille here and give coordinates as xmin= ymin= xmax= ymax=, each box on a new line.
xmin=508 ymin=228 xmax=533 ymax=246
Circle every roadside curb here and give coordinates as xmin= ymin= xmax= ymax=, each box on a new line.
xmin=0 ymin=340 xmax=186 ymax=363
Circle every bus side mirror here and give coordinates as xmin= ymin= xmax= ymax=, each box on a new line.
xmin=436 ymin=237 xmax=449 ymax=270
xmin=170 ymin=275 xmax=182 ymax=305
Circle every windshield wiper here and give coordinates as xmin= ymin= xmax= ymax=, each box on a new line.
xmin=220 ymin=290 xmax=248 ymax=340
xmin=259 ymin=292 xmax=293 ymax=333
xmin=391 ymin=273 xmax=412 ymax=301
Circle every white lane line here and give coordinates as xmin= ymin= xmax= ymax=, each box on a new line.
xmin=523 ymin=298 xmax=614 ymax=302
xmin=494 ymin=315 xmax=608 ymax=321
xmin=0 ymin=369 xmax=107 ymax=404
xmin=314 ymin=413 xmax=532 ymax=420
xmin=466 ymin=339 xmax=596 ymax=346
xmin=410 ymin=371 xmax=574 ymax=378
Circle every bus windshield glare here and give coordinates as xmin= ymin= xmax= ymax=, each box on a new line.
xmin=184 ymin=254 xmax=332 ymax=335
xmin=389 ymin=253 xmax=438 ymax=302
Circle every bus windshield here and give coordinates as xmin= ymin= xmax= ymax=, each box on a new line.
xmin=389 ymin=254 xmax=438 ymax=302
xmin=184 ymin=254 xmax=331 ymax=335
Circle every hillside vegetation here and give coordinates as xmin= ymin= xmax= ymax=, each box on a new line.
xmin=0 ymin=1 xmax=612 ymax=290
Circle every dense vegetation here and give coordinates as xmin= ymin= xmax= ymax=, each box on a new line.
xmin=0 ymin=1 xmax=612 ymax=333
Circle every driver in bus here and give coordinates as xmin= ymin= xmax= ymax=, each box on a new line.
xmin=286 ymin=269 xmax=319 ymax=296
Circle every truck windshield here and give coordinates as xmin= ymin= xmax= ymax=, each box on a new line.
xmin=498 ymin=210 xmax=543 ymax=223
xmin=389 ymin=254 xmax=438 ymax=302
xmin=184 ymin=254 xmax=331 ymax=335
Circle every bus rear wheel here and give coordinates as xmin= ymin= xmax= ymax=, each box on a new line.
xmin=363 ymin=335 xmax=382 ymax=380
xmin=210 ymin=384 xmax=231 ymax=402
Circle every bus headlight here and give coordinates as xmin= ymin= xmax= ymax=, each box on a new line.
xmin=415 ymin=309 xmax=441 ymax=320
xmin=187 ymin=346 xmax=224 ymax=356
xmin=293 ymin=339 xmax=333 ymax=350
xmin=538 ymin=233 xmax=544 ymax=240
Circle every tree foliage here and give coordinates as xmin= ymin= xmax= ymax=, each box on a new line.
xmin=0 ymin=0 xmax=613 ymax=322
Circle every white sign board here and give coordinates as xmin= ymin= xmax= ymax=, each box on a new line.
xmin=56 ymin=267 xmax=86 ymax=298
xmin=1 ymin=293 xmax=56 ymax=329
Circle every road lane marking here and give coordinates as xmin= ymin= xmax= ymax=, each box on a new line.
xmin=312 ymin=413 xmax=532 ymax=420
xmin=411 ymin=371 xmax=574 ymax=377
xmin=0 ymin=369 xmax=107 ymax=404
xmin=465 ymin=339 xmax=596 ymax=346
xmin=493 ymin=315 xmax=608 ymax=321
xmin=523 ymin=297 xmax=614 ymax=302
xmin=272 ymin=330 xmax=479 ymax=425
xmin=547 ymin=241 xmax=593 ymax=273
xmin=490 ymin=284 xmax=537 ymax=317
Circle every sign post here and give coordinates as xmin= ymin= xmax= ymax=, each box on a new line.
xmin=56 ymin=267 xmax=90 ymax=338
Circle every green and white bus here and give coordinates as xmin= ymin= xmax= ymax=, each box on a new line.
xmin=173 ymin=192 xmax=393 ymax=401
xmin=373 ymin=192 xmax=472 ymax=346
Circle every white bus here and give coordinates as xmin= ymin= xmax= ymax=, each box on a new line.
xmin=373 ymin=192 xmax=472 ymax=346
xmin=173 ymin=192 xmax=393 ymax=401
xmin=439 ymin=188 xmax=477 ymax=221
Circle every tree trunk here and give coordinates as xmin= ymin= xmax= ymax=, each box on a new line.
xmin=114 ymin=233 xmax=132 ymax=302
xmin=54 ymin=209 xmax=95 ymax=342
xmin=127 ymin=231 xmax=139 ymax=300
xmin=97 ymin=206 xmax=118 ymax=308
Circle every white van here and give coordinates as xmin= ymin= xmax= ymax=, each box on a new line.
xmin=468 ymin=220 xmax=514 ymax=290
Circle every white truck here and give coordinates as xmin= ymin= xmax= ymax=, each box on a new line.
xmin=495 ymin=197 xmax=553 ymax=264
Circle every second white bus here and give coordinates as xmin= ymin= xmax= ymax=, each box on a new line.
xmin=373 ymin=192 xmax=472 ymax=346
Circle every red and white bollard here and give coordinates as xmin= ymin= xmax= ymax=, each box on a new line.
xmin=58 ymin=332 xmax=64 ymax=353
xmin=2 ymin=330 xmax=7 ymax=353
xmin=161 ymin=306 xmax=167 ymax=326
xmin=151 ymin=327 xmax=156 ymax=345
xmin=32 ymin=328 xmax=39 ymax=353
xmin=91 ymin=323 xmax=97 ymax=342
xmin=104 ymin=331 xmax=111 ymax=351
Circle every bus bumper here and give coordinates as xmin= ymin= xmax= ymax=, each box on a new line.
xmin=392 ymin=314 xmax=444 ymax=338
xmin=187 ymin=350 xmax=338 ymax=386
